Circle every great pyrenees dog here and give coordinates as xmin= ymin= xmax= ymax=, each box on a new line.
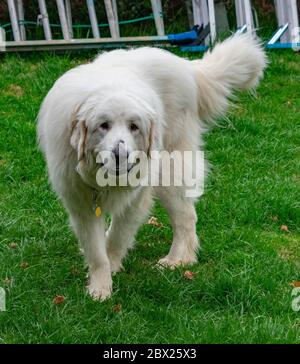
xmin=38 ymin=34 xmax=266 ymax=300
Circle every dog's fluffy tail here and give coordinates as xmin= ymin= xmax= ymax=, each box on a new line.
xmin=191 ymin=34 xmax=267 ymax=123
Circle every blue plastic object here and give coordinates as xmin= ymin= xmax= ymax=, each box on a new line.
xmin=167 ymin=30 xmax=199 ymax=45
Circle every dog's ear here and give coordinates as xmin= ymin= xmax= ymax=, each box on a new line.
xmin=146 ymin=118 xmax=162 ymax=157
xmin=70 ymin=118 xmax=87 ymax=162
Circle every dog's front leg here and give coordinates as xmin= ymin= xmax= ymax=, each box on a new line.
xmin=106 ymin=188 xmax=153 ymax=273
xmin=70 ymin=212 xmax=112 ymax=301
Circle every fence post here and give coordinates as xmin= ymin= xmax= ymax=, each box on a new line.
xmin=86 ymin=0 xmax=100 ymax=38
xmin=287 ymin=0 xmax=299 ymax=44
xmin=7 ymin=0 xmax=21 ymax=41
xmin=274 ymin=0 xmax=288 ymax=43
xmin=104 ymin=0 xmax=120 ymax=38
xmin=112 ymin=0 xmax=120 ymax=37
xmin=38 ymin=0 xmax=52 ymax=40
xmin=65 ymin=0 xmax=73 ymax=39
xmin=235 ymin=0 xmax=255 ymax=35
xmin=207 ymin=0 xmax=216 ymax=43
xmin=16 ymin=0 xmax=26 ymax=40
xmin=244 ymin=0 xmax=254 ymax=34
xmin=195 ymin=0 xmax=210 ymax=44
xmin=151 ymin=0 xmax=165 ymax=36
xmin=235 ymin=0 xmax=244 ymax=28
xmin=56 ymin=0 xmax=71 ymax=40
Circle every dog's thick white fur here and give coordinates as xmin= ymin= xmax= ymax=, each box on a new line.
xmin=38 ymin=34 xmax=267 ymax=300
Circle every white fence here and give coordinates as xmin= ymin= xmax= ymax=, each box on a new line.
xmin=1 ymin=1 xmax=299 ymax=52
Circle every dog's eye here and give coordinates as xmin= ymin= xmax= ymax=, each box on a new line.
xmin=130 ymin=123 xmax=139 ymax=132
xmin=100 ymin=122 xmax=110 ymax=131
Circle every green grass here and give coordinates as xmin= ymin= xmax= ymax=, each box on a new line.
xmin=0 ymin=49 xmax=299 ymax=344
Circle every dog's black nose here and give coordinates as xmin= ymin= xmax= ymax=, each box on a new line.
xmin=113 ymin=140 xmax=128 ymax=164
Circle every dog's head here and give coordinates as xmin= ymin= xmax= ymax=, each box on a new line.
xmin=70 ymin=90 xmax=162 ymax=176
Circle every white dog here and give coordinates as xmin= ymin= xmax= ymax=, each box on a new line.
xmin=38 ymin=34 xmax=267 ymax=300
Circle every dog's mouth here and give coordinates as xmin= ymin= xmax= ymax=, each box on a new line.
xmin=98 ymin=161 xmax=134 ymax=176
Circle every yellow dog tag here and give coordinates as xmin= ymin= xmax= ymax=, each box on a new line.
xmin=95 ymin=206 xmax=102 ymax=217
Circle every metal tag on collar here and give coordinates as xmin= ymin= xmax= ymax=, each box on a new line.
xmin=92 ymin=189 xmax=102 ymax=217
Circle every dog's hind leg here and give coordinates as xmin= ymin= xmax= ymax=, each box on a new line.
xmin=106 ymin=188 xmax=153 ymax=273
xmin=155 ymin=186 xmax=199 ymax=268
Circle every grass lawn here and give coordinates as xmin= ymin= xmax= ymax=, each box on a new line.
xmin=0 ymin=48 xmax=299 ymax=344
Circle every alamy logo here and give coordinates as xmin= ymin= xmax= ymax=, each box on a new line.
xmin=0 ymin=287 xmax=6 ymax=311
xmin=94 ymin=150 xmax=205 ymax=198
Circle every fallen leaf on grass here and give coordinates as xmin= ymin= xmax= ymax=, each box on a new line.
xmin=280 ymin=225 xmax=289 ymax=232
xmin=20 ymin=262 xmax=29 ymax=269
xmin=112 ymin=304 xmax=121 ymax=313
xmin=183 ymin=271 xmax=197 ymax=280
xmin=53 ymin=295 xmax=65 ymax=305
xmin=4 ymin=277 xmax=12 ymax=285
xmin=290 ymin=282 xmax=300 ymax=287
xmin=147 ymin=216 xmax=163 ymax=227
xmin=9 ymin=242 xmax=17 ymax=249
xmin=71 ymin=267 xmax=81 ymax=275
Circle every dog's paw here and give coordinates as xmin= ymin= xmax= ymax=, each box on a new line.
xmin=87 ymin=269 xmax=112 ymax=301
xmin=157 ymin=254 xmax=197 ymax=269
xmin=157 ymin=256 xmax=178 ymax=270
xmin=87 ymin=283 xmax=112 ymax=301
